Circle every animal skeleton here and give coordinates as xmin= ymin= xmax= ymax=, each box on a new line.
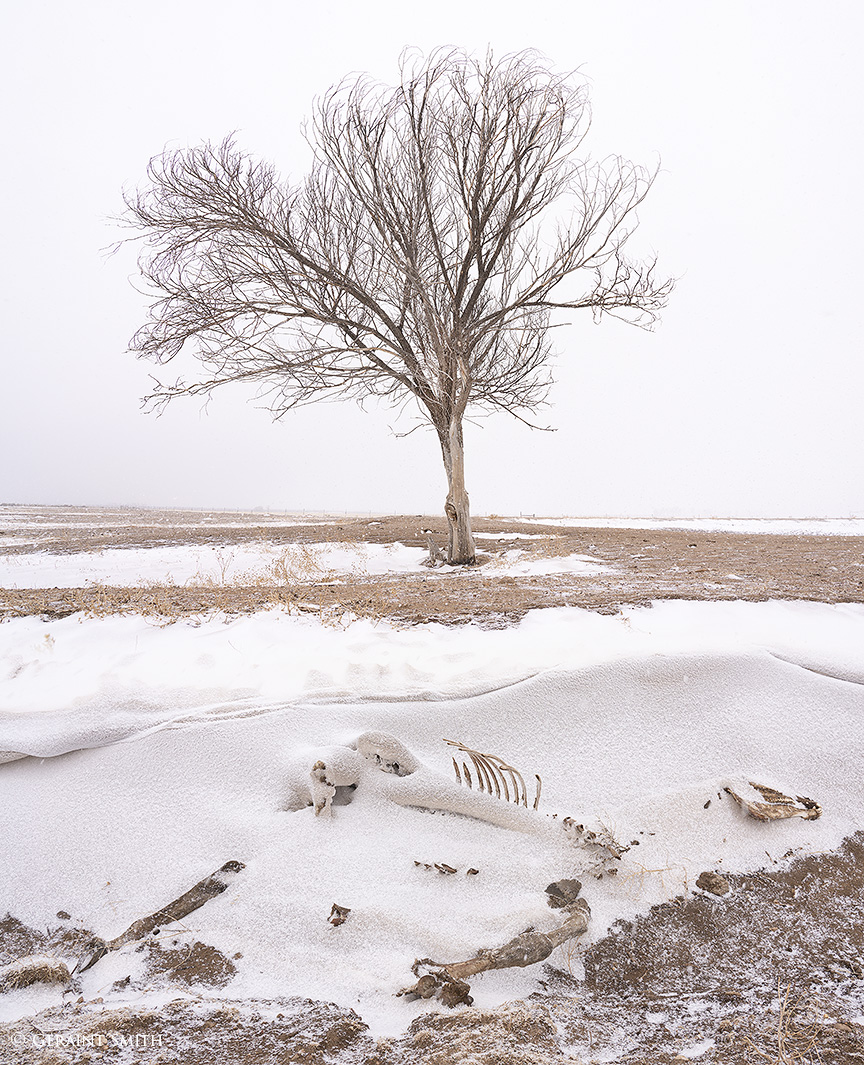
xmin=287 ymin=731 xmax=624 ymax=869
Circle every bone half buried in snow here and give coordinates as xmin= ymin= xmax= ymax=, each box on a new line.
xmin=398 ymin=898 xmax=591 ymax=1006
xmin=295 ymin=731 xmax=627 ymax=875
xmin=444 ymin=737 xmax=542 ymax=810
xmin=723 ymin=782 xmax=822 ymax=822
xmin=76 ymin=860 xmax=245 ymax=974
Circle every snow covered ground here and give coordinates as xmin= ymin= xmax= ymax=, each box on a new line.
xmin=0 ymin=540 xmax=612 ymax=589
xmin=2 ymin=600 xmax=864 ymax=744
xmin=2 ymin=512 xmax=863 ymax=1035
xmin=0 ymin=542 xmax=421 ymax=588
xmin=2 ymin=597 xmax=864 ymax=1033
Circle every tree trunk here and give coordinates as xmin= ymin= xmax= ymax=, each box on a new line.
xmin=442 ymin=417 xmax=476 ymax=564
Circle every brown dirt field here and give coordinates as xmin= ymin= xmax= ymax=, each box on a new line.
xmin=1 ymin=506 xmax=862 ymax=622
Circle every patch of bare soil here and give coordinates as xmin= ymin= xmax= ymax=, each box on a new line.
xmin=1 ymin=507 xmax=862 ymax=622
xmin=0 ymin=997 xmax=373 ymax=1065
xmin=144 ymin=939 xmax=237 ymax=989
xmin=0 ymin=916 xmax=93 ymax=969
xmin=0 ymin=917 xmax=237 ymax=993
xmin=2 ymin=836 xmax=863 ymax=1064
xmin=546 ymin=831 xmax=864 ymax=1063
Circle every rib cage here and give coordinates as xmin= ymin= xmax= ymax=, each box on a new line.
xmin=444 ymin=738 xmax=542 ymax=811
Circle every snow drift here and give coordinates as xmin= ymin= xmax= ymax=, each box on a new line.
xmin=1 ymin=607 xmax=863 ymax=1031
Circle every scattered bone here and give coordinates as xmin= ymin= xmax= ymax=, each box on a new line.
xmin=561 ymin=818 xmax=627 ymax=872
xmin=696 ymin=871 xmax=730 ymax=896
xmin=356 ymin=732 xmax=419 ymax=776
xmin=401 ymin=970 xmax=474 ymax=1006
xmin=724 ymin=782 xmax=822 ymax=822
xmin=309 ymin=747 xmax=364 ymax=817
xmin=76 ymin=860 xmax=245 ymax=974
xmin=545 ymin=878 xmax=582 ymax=908
xmin=414 ymin=861 xmax=478 ymax=876
xmin=310 ymin=761 xmax=335 ymax=816
xmin=399 ymin=899 xmax=590 ymax=1006
xmin=328 ymin=904 xmax=351 ymax=927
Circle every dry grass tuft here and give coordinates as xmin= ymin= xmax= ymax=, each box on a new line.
xmin=0 ymin=954 xmax=71 ymax=991
xmin=739 ymin=982 xmax=828 ymax=1063
xmin=31 ymin=543 xmax=384 ymax=625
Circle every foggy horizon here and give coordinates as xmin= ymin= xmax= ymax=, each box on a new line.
xmin=2 ymin=1 xmax=862 ymax=519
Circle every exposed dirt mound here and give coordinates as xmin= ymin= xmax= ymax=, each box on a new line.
xmin=0 ymin=997 xmax=373 ymax=1065
xmin=582 ymin=833 xmax=864 ymax=1000
xmin=0 ymin=916 xmax=91 ymax=969
xmin=144 ymin=939 xmax=237 ymax=989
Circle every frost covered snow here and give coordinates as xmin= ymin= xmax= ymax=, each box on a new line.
xmin=484 ymin=549 xmax=611 ymax=577
xmin=1 ymin=596 xmax=864 ymax=1032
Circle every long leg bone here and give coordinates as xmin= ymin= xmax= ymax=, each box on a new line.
xmin=76 ymin=861 xmax=245 ymax=974
xmin=399 ymin=898 xmax=591 ymax=1006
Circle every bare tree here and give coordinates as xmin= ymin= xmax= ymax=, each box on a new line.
xmin=124 ymin=49 xmax=672 ymax=563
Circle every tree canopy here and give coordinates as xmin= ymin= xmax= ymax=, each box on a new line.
xmin=125 ymin=49 xmax=672 ymax=561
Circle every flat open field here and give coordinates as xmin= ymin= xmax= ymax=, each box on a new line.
xmin=1 ymin=505 xmax=862 ymax=622
xmin=1 ymin=506 xmax=863 ymax=1064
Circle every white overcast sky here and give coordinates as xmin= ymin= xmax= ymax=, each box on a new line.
xmin=2 ymin=0 xmax=862 ymax=517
